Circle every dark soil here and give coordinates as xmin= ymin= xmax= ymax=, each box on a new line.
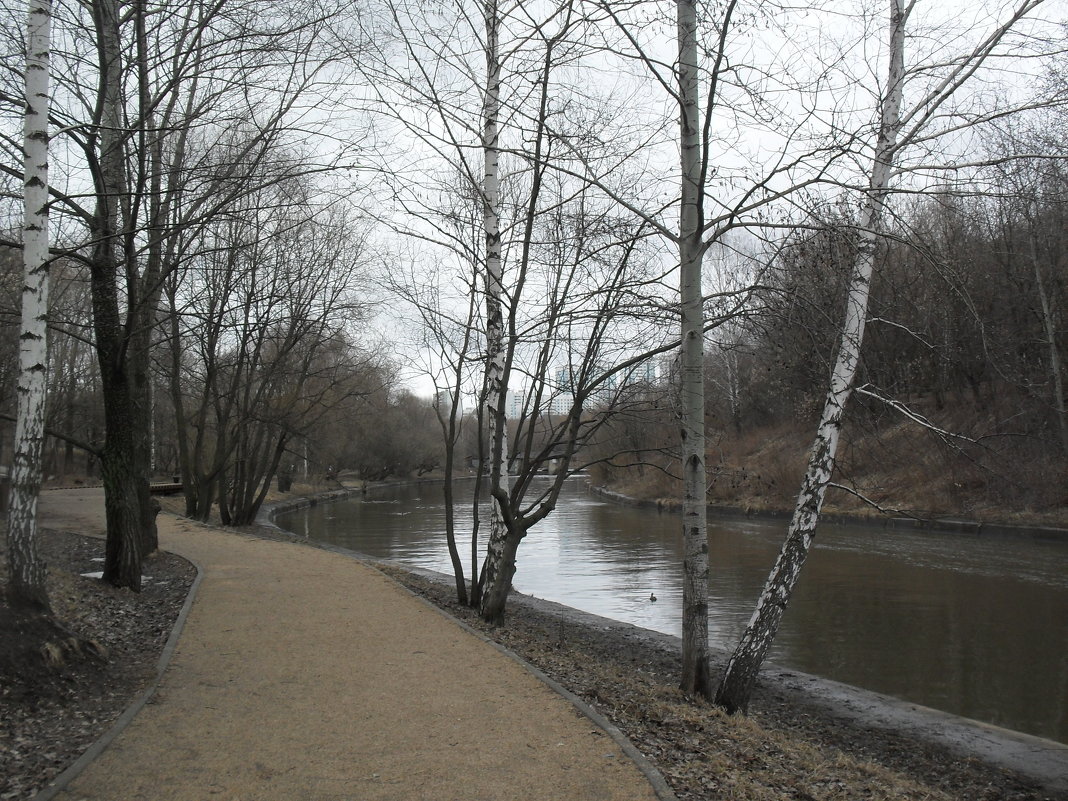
xmin=0 ymin=528 xmax=195 ymax=800
xmin=381 ymin=564 xmax=1065 ymax=801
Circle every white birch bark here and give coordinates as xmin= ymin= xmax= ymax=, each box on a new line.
xmin=677 ymin=0 xmax=711 ymax=698
xmin=715 ymin=0 xmax=907 ymax=713
xmin=1027 ymin=219 xmax=1068 ymax=453
xmin=478 ymin=0 xmax=514 ymax=622
xmin=6 ymin=0 xmax=53 ymax=612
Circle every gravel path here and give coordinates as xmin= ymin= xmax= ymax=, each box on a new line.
xmin=33 ymin=489 xmax=663 ymax=801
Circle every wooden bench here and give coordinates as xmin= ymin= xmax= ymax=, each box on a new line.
xmin=148 ymin=482 xmax=183 ymax=496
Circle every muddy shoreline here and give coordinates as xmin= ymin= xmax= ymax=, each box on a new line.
xmin=587 ymin=484 xmax=1068 ymax=542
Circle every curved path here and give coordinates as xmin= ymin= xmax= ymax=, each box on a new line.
xmin=38 ymin=489 xmax=663 ymax=801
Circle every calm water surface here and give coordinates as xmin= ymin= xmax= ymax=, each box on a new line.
xmin=275 ymin=477 xmax=1068 ymax=743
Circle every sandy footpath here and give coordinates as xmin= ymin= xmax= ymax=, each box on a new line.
xmin=38 ymin=489 xmax=662 ymax=801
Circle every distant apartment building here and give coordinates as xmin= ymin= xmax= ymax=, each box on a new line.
xmin=508 ymin=388 xmax=525 ymax=419
xmin=550 ymin=367 xmax=572 ymax=415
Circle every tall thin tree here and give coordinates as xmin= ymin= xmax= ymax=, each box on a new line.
xmin=6 ymin=0 xmax=53 ymax=613
xmin=676 ymin=0 xmax=712 ymax=698
xmin=478 ymin=0 xmax=513 ymax=621
xmin=715 ymin=0 xmax=1049 ymax=714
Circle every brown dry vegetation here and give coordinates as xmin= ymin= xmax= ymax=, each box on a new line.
xmin=591 ymin=399 xmax=1068 ymax=528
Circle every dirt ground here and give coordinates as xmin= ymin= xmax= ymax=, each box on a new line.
xmin=0 ymin=528 xmax=195 ymax=800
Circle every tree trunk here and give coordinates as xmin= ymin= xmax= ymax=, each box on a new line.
xmin=715 ymin=0 xmax=906 ymax=714
xmin=226 ymin=431 xmax=287 ymax=526
xmin=1028 ymin=224 xmax=1068 ymax=454
xmin=129 ymin=323 xmax=156 ymax=556
xmin=442 ymin=423 xmax=468 ymax=605
xmin=479 ymin=518 xmax=522 ymax=624
xmin=92 ymin=0 xmax=148 ymax=591
xmin=477 ymin=0 xmax=514 ymax=622
xmin=6 ymin=0 xmax=53 ymax=614
xmin=677 ymin=0 xmax=712 ymax=699
xmin=98 ymin=372 xmax=146 ymax=592
xmin=470 ymin=401 xmax=486 ymax=609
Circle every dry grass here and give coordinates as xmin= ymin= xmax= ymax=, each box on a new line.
xmin=606 ymin=405 xmax=1068 ymax=526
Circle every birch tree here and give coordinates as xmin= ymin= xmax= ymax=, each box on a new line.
xmin=467 ymin=2 xmax=684 ymax=623
xmin=581 ymin=0 xmax=858 ymax=698
xmin=675 ymin=0 xmax=713 ymax=698
xmin=476 ymin=185 xmax=676 ymax=623
xmin=359 ymin=0 xmax=678 ymax=620
xmin=5 ymin=0 xmax=51 ymax=613
xmin=715 ymin=0 xmax=1055 ymax=714
xmin=477 ymin=0 xmax=513 ymax=621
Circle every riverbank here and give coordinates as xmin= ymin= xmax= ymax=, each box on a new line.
xmin=261 ymin=485 xmax=1068 ymax=800
xmin=589 ymin=410 xmax=1068 ymax=532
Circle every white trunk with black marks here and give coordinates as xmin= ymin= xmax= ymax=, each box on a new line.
xmin=1029 ymin=228 xmax=1068 ymax=454
xmin=478 ymin=0 xmax=514 ymax=622
xmin=6 ymin=0 xmax=53 ymax=612
xmin=677 ymin=0 xmax=711 ymax=698
xmin=715 ymin=0 xmax=907 ymax=714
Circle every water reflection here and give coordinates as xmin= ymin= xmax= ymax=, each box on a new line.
xmin=275 ymin=477 xmax=1068 ymax=743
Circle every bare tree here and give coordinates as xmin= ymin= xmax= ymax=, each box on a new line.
xmin=477 ymin=184 xmax=677 ymax=623
xmin=592 ymin=0 xmax=829 ymax=698
xmin=358 ymin=0 xmax=681 ymax=620
xmin=0 ymin=0 xmax=361 ymax=589
xmin=981 ymin=122 xmax=1068 ymax=453
xmin=392 ymin=250 xmax=484 ymax=604
xmin=163 ymin=176 xmax=368 ymax=526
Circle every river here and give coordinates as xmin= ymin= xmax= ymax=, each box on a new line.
xmin=274 ymin=476 xmax=1068 ymax=744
